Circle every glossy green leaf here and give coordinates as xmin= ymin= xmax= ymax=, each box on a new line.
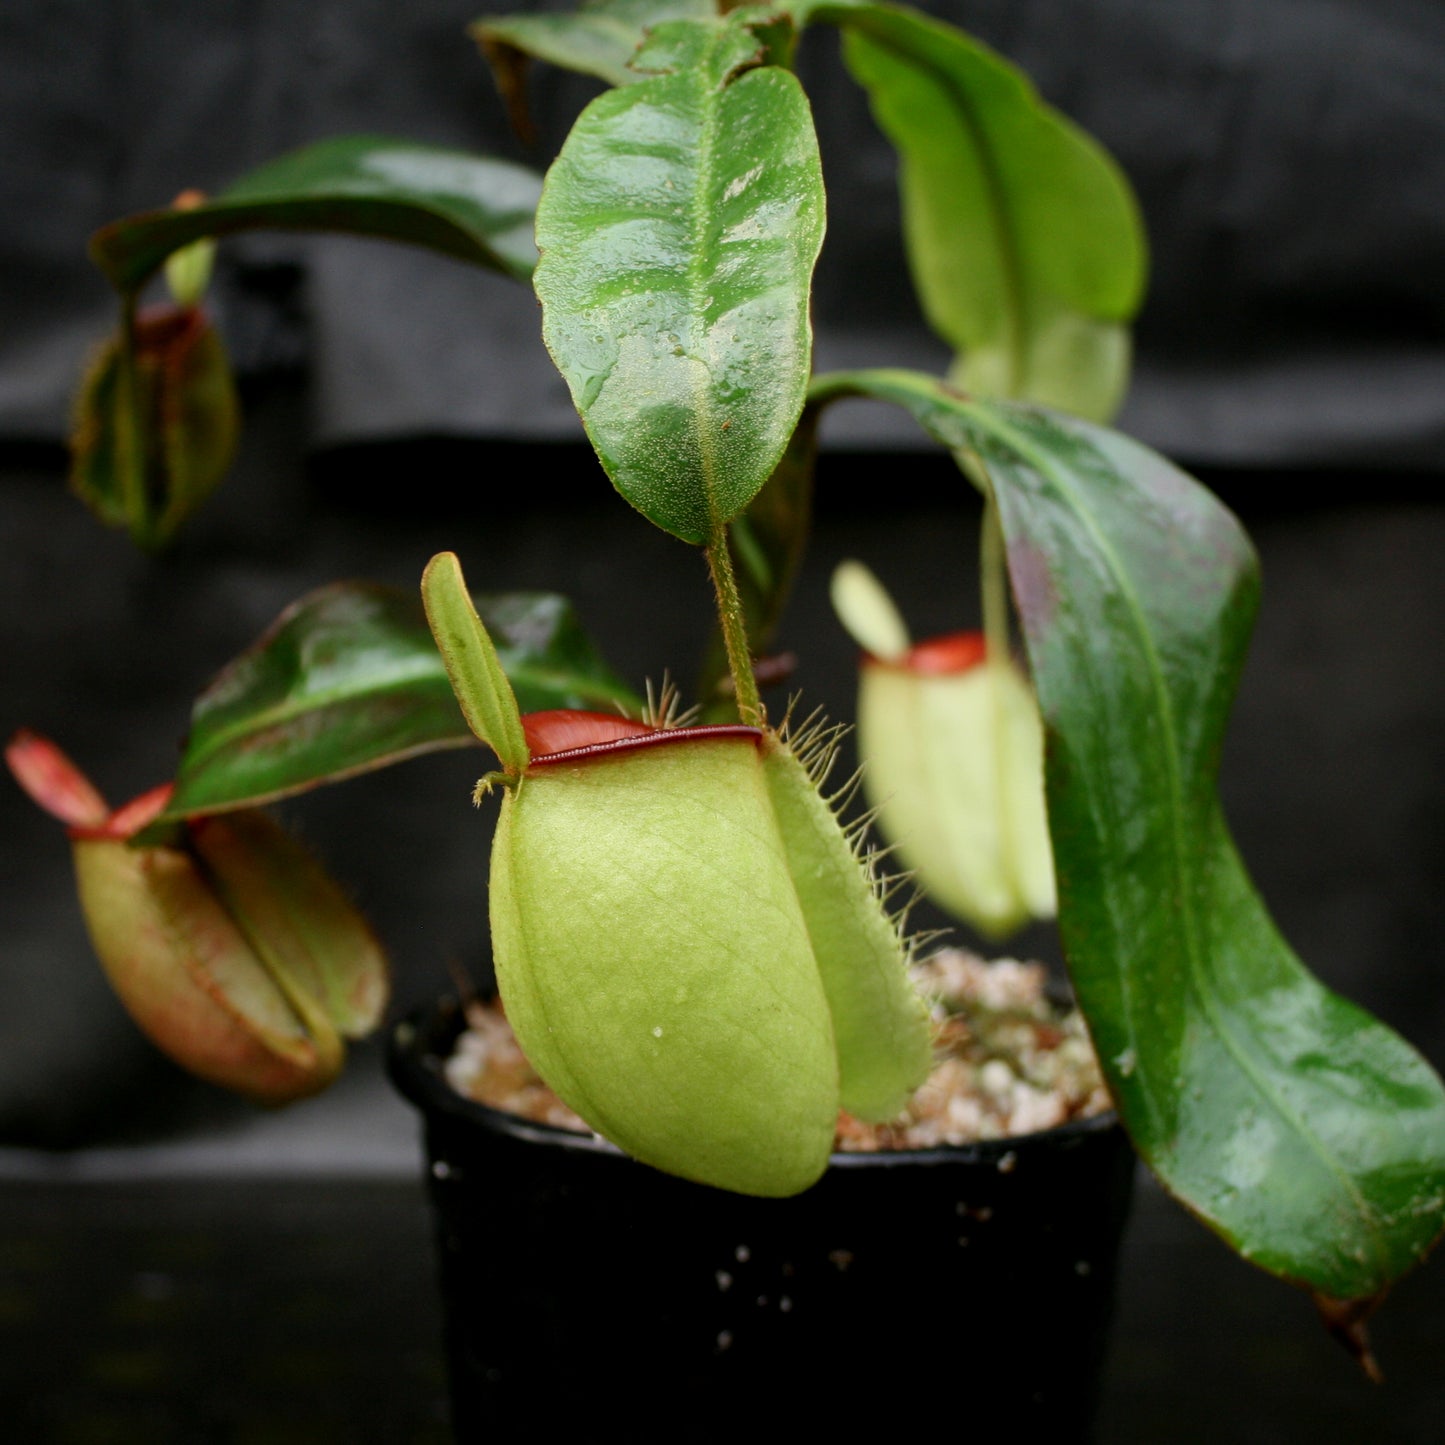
xmin=90 ymin=137 xmax=543 ymax=295
xmin=804 ymin=2 xmax=1145 ymax=421
xmin=155 ymin=581 xmax=638 ymax=823
xmin=533 ymin=15 xmax=826 ymax=544
xmin=474 ymin=0 xmax=716 ymax=99
xmin=810 ymin=368 xmax=1445 ymax=1301
xmin=69 ymin=304 xmax=240 ymax=549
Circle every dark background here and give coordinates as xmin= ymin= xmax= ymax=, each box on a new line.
xmin=5 ymin=0 xmax=1445 ymax=465
xmin=2 ymin=2 xmax=1443 ymax=1439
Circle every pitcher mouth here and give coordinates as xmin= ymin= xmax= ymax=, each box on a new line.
xmin=862 ymin=630 xmax=987 ymax=676
xmin=520 ymin=709 xmax=763 ymax=771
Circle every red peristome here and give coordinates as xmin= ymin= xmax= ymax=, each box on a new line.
xmin=5 ymin=729 xmax=111 ymax=828
xmin=134 ymin=302 xmax=205 ymax=356
xmin=910 ymin=631 xmax=988 ymax=674
xmin=865 ymin=631 xmax=988 ymax=676
xmin=70 ymin=783 xmax=176 ymax=842
xmin=522 ymin=710 xmax=656 ymax=756
xmin=522 ymin=709 xmax=762 ymax=770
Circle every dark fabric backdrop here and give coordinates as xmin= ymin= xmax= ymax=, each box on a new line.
xmin=1 ymin=0 xmax=1443 ymax=1158
xmin=2 ymin=0 xmax=1444 ymax=464
xmin=3 ymin=11 xmax=1443 ymax=1429
xmin=1 ymin=0 xmax=1442 ymax=1170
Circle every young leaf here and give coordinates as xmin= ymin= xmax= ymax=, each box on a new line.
xmin=422 ymin=553 xmax=530 ymax=774
xmin=90 ymin=137 xmax=543 ymax=295
xmin=810 ymin=368 xmax=1445 ymax=1302
xmin=806 ymin=2 xmax=1146 ymax=422
xmin=156 ymin=582 xmax=636 ymax=822
xmin=533 ymin=15 xmax=826 ymax=544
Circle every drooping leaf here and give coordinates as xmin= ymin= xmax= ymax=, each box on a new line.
xmin=804 ymin=2 xmax=1145 ymax=421
xmin=810 ymin=368 xmax=1445 ymax=1302
xmin=533 ymin=14 xmax=825 ymax=544
xmin=154 ymin=581 xmax=638 ymax=824
xmin=90 ymin=137 xmax=543 ymax=295
xmin=69 ymin=304 xmax=240 ymax=548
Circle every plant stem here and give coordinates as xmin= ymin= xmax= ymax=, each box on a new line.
xmin=980 ymin=490 xmax=1011 ymax=665
xmin=978 ymin=478 xmax=1028 ymax=899
xmin=706 ymin=527 xmax=764 ymax=727
xmin=958 ymin=447 xmax=1011 ymax=663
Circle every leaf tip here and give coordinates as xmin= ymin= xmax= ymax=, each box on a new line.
xmin=1313 ymin=1291 xmax=1386 ymax=1382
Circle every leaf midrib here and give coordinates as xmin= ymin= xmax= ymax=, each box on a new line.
xmin=684 ymin=47 xmax=727 ymax=536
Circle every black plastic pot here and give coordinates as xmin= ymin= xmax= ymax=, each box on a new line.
xmin=390 ymin=999 xmax=1135 ymax=1443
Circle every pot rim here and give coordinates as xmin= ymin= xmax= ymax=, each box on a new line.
xmin=388 ymin=997 xmax=1123 ymax=1174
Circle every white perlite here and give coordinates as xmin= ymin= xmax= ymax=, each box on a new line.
xmin=448 ymin=948 xmax=1112 ymax=1150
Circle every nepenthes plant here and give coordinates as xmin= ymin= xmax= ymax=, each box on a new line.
xmin=9 ymin=0 xmax=1445 ymax=1357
